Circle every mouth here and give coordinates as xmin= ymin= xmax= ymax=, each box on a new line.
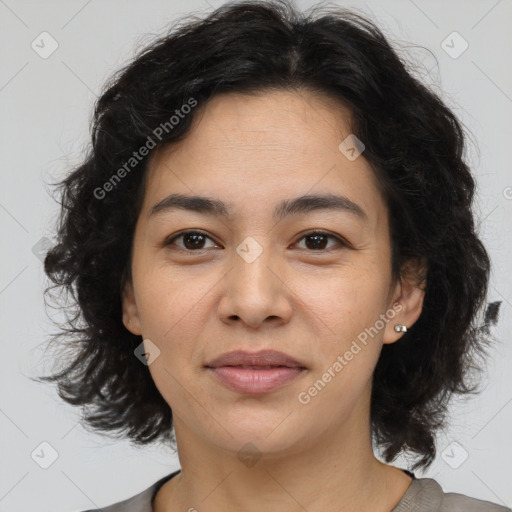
xmin=204 ymin=350 xmax=307 ymax=394
xmin=205 ymin=349 xmax=306 ymax=369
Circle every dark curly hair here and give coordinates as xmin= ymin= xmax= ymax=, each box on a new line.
xmin=35 ymin=0 xmax=498 ymax=471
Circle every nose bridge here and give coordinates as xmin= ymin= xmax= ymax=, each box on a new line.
xmin=232 ymin=235 xmax=276 ymax=299
xmin=219 ymin=234 xmax=290 ymax=326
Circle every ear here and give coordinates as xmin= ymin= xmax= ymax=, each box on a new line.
xmin=383 ymin=258 xmax=427 ymax=345
xmin=121 ymin=278 xmax=143 ymax=336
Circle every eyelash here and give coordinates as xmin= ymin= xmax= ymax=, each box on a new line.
xmin=164 ymin=229 xmax=348 ymax=252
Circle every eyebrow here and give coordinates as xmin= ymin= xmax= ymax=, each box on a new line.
xmin=149 ymin=193 xmax=368 ymax=222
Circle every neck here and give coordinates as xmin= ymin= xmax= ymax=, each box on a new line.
xmin=155 ymin=386 xmax=412 ymax=512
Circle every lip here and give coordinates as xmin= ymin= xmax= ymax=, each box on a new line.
xmin=205 ymin=350 xmax=307 ymax=395
xmin=208 ymin=366 xmax=305 ymax=394
xmin=205 ymin=349 xmax=306 ymax=369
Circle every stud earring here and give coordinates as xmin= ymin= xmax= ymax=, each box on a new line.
xmin=394 ymin=324 xmax=407 ymax=333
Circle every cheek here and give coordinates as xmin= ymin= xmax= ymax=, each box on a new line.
xmin=298 ymin=277 xmax=385 ymax=418
xmin=134 ymin=264 xmax=211 ymax=338
xmin=299 ymin=266 xmax=389 ymax=389
xmin=299 ymin=263 xmax=389 ymax=337
xmin=297 ymin=352 xmax=376 ymax=432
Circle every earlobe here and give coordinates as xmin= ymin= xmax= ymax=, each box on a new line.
xmin=383 ymin=258 xmax=427 ymax=345
xmin=121 ymin=280 xmax=143 ymax=335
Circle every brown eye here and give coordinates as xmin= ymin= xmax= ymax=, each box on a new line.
xmin=164 ymin=230 xmax=346 ymax=253
xmin=295 ymin=231 xmax=345 ymax=251
xmin=165 ymin=230 xmax=217 ymax=251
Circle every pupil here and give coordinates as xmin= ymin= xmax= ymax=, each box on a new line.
xmin=184 ymin=233 xmax=205 ymax=249
xmin=181 ymin=234 xmax=328 ymax=250
xmin=306 ymin=234 xmax=327 ymax=250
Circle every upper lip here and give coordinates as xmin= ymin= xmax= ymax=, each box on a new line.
xmin=205 ymin=350 xmax=306 ymax=369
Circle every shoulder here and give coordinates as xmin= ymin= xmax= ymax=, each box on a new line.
xmin=78 ymin=485 xmax=155 ymax=512
xmin=441 ymin=488 xmax=511 ymax=512
xmin=397 ymin=477 xmax=511 ymax=512
xmin=76 ymin=469 xmax=181 ymax=512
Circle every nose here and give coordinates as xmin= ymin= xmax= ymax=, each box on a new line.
xmin=217 ymin=242 xmax=293 ymax=329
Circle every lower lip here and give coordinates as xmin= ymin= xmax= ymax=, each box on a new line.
xmin=207 ymin=366 xmax=305 ymax=394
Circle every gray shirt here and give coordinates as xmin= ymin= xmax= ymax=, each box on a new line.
xmin=80 ymin=469 xmax=511 ymax=511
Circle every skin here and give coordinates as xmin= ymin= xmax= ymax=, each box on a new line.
xmin=122 ymin=89 xmax=426 ymax=512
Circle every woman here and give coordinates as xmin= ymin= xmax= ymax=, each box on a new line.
xmin=38 ymin=1 xmax=509 ymax=511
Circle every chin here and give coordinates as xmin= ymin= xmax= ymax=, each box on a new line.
xmin=204 ymin=422 xmax=309 ymax=459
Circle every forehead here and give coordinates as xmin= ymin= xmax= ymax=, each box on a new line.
xmin=142 ymin=89 xmax=388 ymax=231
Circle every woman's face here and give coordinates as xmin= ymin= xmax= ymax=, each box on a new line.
xmin=122 ymin=89 xmax=424 ymax=457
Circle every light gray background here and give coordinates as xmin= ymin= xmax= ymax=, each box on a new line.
xmin=1 ymin=0 xmax=511 ymax=511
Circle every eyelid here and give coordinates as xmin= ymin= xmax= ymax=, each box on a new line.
xmin=164 ymin=229 xmax=349 ymax=252
xmin=164 ymin=229 xmax=219 ymax=249
xmin=293 ymin=229 xmax=348 ymax=250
